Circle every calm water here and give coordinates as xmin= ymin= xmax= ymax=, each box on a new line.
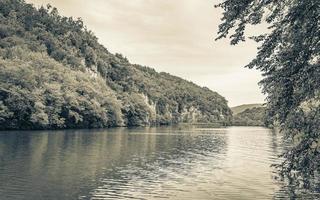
xmin=0 ymin=126 xmax=302 ymax=199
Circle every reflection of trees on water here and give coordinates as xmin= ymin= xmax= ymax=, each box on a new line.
xmin=0 ymin=126 xmax=228 ymax=200
xmin=270 ymin=129 xmax=320 ymax=199
xmin=276 ymin=164 xmax=320 ymax=199
xmin=89 ymin=126 xmax=229 ymax=199
xmin=2 ymin=127 xmax=319 ymax=199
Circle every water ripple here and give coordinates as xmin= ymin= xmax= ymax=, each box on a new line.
xmin=0 ymin=126 xmax=314 ymax=200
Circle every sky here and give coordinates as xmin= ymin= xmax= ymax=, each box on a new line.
xmin=27 ymin=0 xmax=266 ymax=107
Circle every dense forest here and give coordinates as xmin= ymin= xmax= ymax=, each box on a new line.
xmin=0 ymin=0 xmax=232 ymax=130
xmin=231 ymin=104 xmax=266 ymax=126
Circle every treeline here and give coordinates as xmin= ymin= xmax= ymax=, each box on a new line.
xmin=0 ymin=0 xmax=232 ymax=130
xmin=232 ymin=106 xmax=266 ymax=126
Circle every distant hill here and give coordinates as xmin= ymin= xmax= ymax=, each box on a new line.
xmin=231 ymin=104 xmax=264 ymax=115
xmin=231 ymin=104 xmax=266 ymax=126
xmin=0 ymin=0 xmax=232 ymax=130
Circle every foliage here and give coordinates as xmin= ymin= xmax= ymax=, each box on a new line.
xmin=231 ymin=103 xmax=263 ymax=115
xmin=232 ymin=106 xmax=266 ymax=126
xmin=216 ymin=0 xmax=320 ymax=194
xmin=0 ymin=0 xmax=232 ymax=130
xmin=0 ymin=47 xmax=123 ymax=129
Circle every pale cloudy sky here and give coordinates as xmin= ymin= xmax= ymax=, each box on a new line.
xmin=27 ymin=0 xmax=266 ymax=107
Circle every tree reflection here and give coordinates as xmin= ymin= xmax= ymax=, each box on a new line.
xmin=0 ymin=126 xmax=228 ymax=200
xmin=271 ymin=129 xmax=320 ymax=199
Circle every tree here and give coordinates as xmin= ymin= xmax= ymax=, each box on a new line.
xmin=0 ymin=0 xmax=233 ymax=130
xmin=216 ymin=0 xmax=320 ymax=194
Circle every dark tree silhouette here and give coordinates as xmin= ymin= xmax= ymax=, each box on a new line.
xmin=216 ymin=0 xmax=320 ymax=193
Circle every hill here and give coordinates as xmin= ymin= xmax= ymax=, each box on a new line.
xmin=231 ymin=104 xmax=264 ymax=115
xmin=231 ymin=104 xmax=266 ymax=126
xmin=0 ymin=0 xmax=232 ymax=130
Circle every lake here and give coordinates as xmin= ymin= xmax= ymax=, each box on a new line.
xmin=0 ymin=126 xmax=297 ymax=199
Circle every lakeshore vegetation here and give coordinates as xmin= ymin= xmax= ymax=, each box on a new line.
xmin=0 ymin=0 xmax=234 ymax=130
xmin=216 ymin=0 xmax=320 ymax=193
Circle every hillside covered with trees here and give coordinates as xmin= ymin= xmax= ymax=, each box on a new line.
xmin=0 ymin=0 xmax=232 ymax=130
xmin=231 ymin=104 xmax=264 ymax=115
xmin=231 ymin=104 xmax=266 ymax=126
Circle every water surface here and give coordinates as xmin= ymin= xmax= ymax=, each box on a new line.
xmin=0 ymin=126 xmax=292 ymax=199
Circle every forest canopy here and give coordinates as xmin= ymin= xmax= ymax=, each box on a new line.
xmin=0 ymin=0 xmax=232 ymax=130
xmin=231 ymin=105 xmax=266 ymax=126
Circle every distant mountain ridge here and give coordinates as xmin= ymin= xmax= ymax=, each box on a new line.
xmin=231 ymin=104 xmax=266 ymax=126
xmin=0 ymin=0 xmax=232 ymax=130
xmin=231 ymin=104 xmax=264 ymax=115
